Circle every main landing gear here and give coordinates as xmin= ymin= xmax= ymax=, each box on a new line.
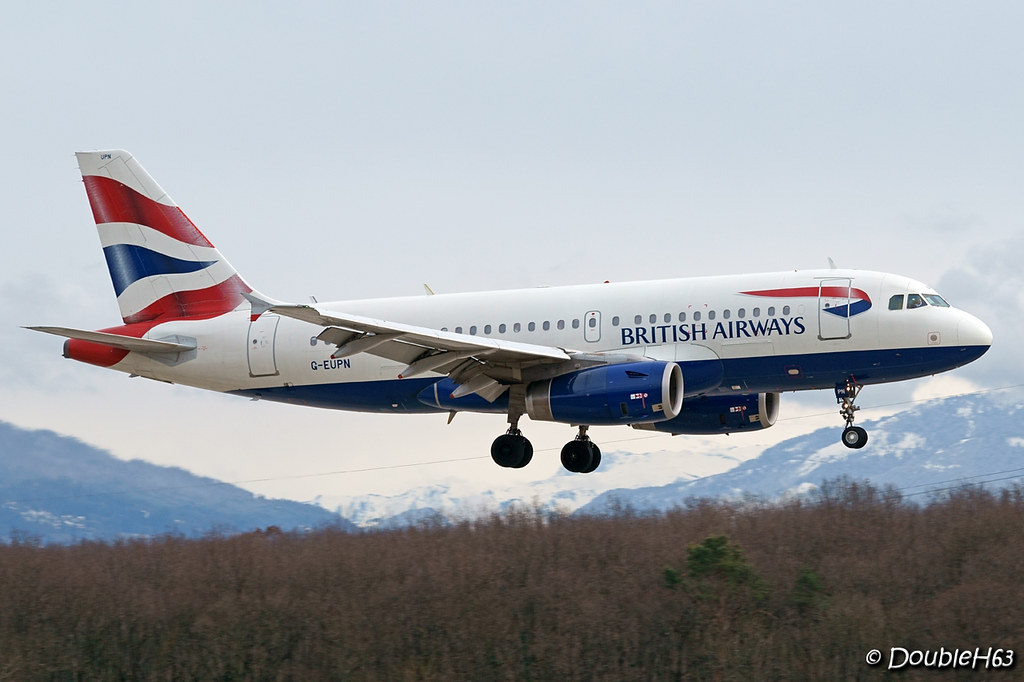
xmin=490 ymin=425 xmax=533 ymax=469
xmin=836 ymin=377 xmax=868 ymax=449
xmin=489 ymin=418 xmax=603 ymax=473
xmin=560 ymin=425 xmax=602 ymax=474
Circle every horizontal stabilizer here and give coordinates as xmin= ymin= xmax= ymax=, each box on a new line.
xmin=25 ymin=326 xmax=196 ymax=354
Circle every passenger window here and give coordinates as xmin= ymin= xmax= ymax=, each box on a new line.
xmin=588 ymin=317 xmax=597 ymax=328
xmin=572 ymin=319 xmax=580 ymax=329
xmin=542 ymin=321 xmax=550 ymax=331
xmin=753 ymin=307 xmax=760 ymax=317
xmin=888 ymin=295 xmax=904 ymax=311
xmin=783 ymin=305 xmax=791 ymax=315
xmin=513 ymin=323 xmax=521 ymax=333
xmin=612 ymin=316 xmax=620 ymax=326
xmin=693 ymin=311 xmax=702 ymax=322
xmin=499 ymin=323 xmax=507 ymax=333
xmin=768 ymin=307 xmax=776 ymax=316
xmin=664 ymin=313 xmax=672 ymax=323
xmin=528 ymin=322 xmax=536 ymax=332
xmin=678 ymin=312 xmax=686 ymax=322
xmin=455 ymin=326 xmax=463 ymax=334
xmin=557 ymin=320 xmax=565 ymax=330
xmin=907 ymin=294 xmax=926 ymax=309
xmin=708 ymin=311 xmax=716 ymax=321
xmin=469 ymin=325 xmax=477 ymax=335
xmin=738 ymin=308 xmax=745 ymax=319
xmin=634 ymin=315 xmax=642 ymax=325
xmin=723 ymin=309 xmax=731 ymax=320
xmin=649 ymin=314 xmax=657 ymax=324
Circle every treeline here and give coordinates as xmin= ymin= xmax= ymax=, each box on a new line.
xmin=0 ymin=478 xmax=1021 ymax=680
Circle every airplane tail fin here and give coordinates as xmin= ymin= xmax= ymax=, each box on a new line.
xmin=76 ymin=150 xmax=256 ymax=324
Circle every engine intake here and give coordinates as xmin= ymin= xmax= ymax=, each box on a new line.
xmin=526 ymin=361 xmax=683 ymax=425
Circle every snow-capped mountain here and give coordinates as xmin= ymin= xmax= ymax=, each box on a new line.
xmin=323 ymin=392 xmax=1024 ymax=526
xmin=0 ymin=422 xmax=349 ymax=543
xmin=4 ymin=392 xmax=1021 ymax=542
xmin=578 ymin=392 xmax=1024 ymax=514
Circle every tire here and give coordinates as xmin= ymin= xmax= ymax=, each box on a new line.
xmin=841 ymin=426 xmax=868 ymax=449
xmin=515 ymin=440 xmax=534 ymax=469
xmin=491 ymin=434 xmax=528 ymax=467
xmin=580 ymin=443 xmax=602 ymax=473
xmin=560 ymin=440 xmax=594 ymax=473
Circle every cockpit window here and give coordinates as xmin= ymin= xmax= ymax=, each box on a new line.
xmin=907 ymin=294 xmax=926 ymax=309
xmin=890 ymin=292 xmax=950 ymax=311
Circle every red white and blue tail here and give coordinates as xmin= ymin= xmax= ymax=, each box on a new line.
xmin=77 ymin=150 xmax=254 ymax=324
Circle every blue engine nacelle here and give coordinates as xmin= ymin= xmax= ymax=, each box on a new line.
xmin=633 ymin=392 xmax=780 ymax=435
xmin=525 ymin=361 xmax=684 ymax=425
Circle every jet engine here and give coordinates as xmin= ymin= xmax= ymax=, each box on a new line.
xmin=525 ymin=361 xmax=683 ymax=425
xmin=633 ymin=392 xmax=780 ymax=435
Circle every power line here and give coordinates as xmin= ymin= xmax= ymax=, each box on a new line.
xmin=901 ymin=472 xmax=1024 ymax=499
xmin=3 ymin=383 xmax=1023 ymax=508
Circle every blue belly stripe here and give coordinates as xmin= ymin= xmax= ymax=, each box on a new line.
xmin=229 ymin=345 xmax=990 ymax=415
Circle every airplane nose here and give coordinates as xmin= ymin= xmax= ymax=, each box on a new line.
xmin=958 ymin=313 xmax=993 ymax=349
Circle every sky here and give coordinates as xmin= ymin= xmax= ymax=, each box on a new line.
xmin=1 ymin=2 xmax=1022 ymax=507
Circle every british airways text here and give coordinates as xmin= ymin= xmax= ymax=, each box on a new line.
xmin=621 ymin=317 xmax=806 ymax=346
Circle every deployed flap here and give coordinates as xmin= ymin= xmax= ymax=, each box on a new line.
xmin=26 ymin=326 xmax=197 ymax=354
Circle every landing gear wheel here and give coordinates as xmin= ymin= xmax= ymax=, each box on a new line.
xmin=560 ymin=440 xmax=595 ymax=473
xmin=491 ymin=432 xmax=533 ymax=468
xmin=842 ymin=426 xmax=868 ymax=449
xmin=580 ymin=443 xmax=601 ymax=474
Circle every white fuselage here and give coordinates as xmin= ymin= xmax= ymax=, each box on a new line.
xmin=103 ymin=268 xmax=992 ymax=416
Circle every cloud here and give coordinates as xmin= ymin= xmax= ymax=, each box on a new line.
xmin=937 ymin=235 xmax=1024 ymax=386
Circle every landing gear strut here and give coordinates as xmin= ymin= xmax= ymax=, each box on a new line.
xmin=560 ymin=425 xmax=602 ymax=474
xmin=836 ymin=377 xmax=868 ymax=449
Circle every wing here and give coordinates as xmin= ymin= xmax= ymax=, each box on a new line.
xmin=262 ymin=300 xmax=632 ymax=403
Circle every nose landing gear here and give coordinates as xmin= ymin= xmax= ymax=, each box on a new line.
xmin=836 ymin=377 xmax=868 ymax=449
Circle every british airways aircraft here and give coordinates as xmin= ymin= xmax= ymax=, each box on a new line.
xmin=30 ymin=150 xmax=993 ymax=474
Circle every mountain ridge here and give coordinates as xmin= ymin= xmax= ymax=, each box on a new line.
xmin=2 ymin=391 xmax=1021 ymax=542
xmin=0 ymin=421 xmax=350 ymax=543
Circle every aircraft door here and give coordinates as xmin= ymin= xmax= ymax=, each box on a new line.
xmin=584 ymin=310 xmax=601 ymax=343
xmin=818 ymin=278 xmax=852 ymax=340
xmin=248 ymin=314 xmax=280 ymax=377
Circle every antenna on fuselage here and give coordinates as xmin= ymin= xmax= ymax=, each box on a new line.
xmin=827 ymin=257 xmax=838 ymax=270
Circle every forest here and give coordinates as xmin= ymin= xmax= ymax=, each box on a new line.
xmin=0 ymin=477 xmax=1020 ymax=681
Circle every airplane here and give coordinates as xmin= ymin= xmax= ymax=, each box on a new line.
xmin=29 ymin=150 xmax=993 ymax=474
